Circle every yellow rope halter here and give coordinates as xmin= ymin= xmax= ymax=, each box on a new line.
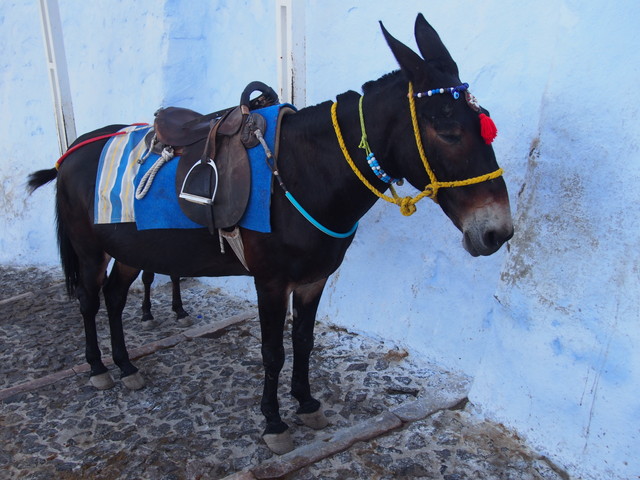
xmin=330 ymin=82 xmax=504 ymax=216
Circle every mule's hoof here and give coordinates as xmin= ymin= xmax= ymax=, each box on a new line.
xmin=90 ymin=372 xmax=115 ymax=390
xmin=141 ymin=319 xmax=158 ymax=330
xmin=298 ymin=407 xmax=329 ymax=430
xmin=121 ymin=371 xmax=145 ymax=390
xmin=177 ymin=315 xmax=193 ymax=327
xmin=263 ymin=431 xmax=294 ymax=455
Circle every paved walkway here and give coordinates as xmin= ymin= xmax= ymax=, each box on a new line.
xmin=0 ymin=266 xmax=571 ymax=479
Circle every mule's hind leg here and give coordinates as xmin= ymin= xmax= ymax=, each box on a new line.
xmin=103 ymin=261 xmax=145 ymax=390
xmin=291 ymin=279 xmax=329 ymax=430
xmin=255 ymin=279 xmax=293 ymax=454
xmin=76 ymin=255 xmax=114 ymax=389
xmin=141 ymin=270 xmax=155 ymax=323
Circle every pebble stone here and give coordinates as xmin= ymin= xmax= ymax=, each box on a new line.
xmin=0 ymin=266 xmax=570 ymax=479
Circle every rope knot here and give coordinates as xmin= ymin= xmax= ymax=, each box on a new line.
xmin=423 ymin=184 xmax=440 ymax=202
xmin=399 ymin=197 xmax=417 ymax=216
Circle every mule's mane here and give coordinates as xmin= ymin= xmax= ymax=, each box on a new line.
xmin=362 ymin=70 xmax=404 ymax=95
xmin=294 ymin=69 xmax=404 ymax=120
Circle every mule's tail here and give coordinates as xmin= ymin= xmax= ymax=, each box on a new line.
xmin=26 ymin=167 xmax=58 ymax=193
xmin=27 ymin=167 xmax=80 ymax=297
xmin=55 ymin=197 xmax=80 ymax=297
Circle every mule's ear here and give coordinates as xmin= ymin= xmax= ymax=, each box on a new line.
xmin=414 ymin=13 xmax=459 ymax=77
xmin=380 ymin=21 xmax=427 ymax=83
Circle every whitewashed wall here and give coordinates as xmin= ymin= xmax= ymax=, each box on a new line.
xmin=1 ymin=2 xmax=638 ymax=479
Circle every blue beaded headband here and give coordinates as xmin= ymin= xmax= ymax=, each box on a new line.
xmin=412 ymin=83 xmax=469 ymax=100
xmin=410 ymin=82 xmax=498 ymax=144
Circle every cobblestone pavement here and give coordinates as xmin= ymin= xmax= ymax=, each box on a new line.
xmin=0 ymin=266 xmax=571 ymax=479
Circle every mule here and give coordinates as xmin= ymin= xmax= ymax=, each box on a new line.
xmin=27 ymin=14 xmax=513 ymax=454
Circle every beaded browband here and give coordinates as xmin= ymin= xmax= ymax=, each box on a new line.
xmin=411 ymin=82 xmax=497 ymax=145
xmin=413 ymin=82 xmax=469 ymax=99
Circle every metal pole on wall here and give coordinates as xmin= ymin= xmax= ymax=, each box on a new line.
xmin=39 ymin=0 xmax=77 ymax=154
xmin=276 ymin=0 xmax=306 ymax=107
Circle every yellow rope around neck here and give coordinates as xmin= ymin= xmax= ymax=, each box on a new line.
xmin=331 ymin=102 xmax=413 ymax=214
xmin=330 ymin=83 xmax=504 ymax=216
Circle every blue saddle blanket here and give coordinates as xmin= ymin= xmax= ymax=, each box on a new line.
xmin=94 ymin=104 xmax=291 ymax=233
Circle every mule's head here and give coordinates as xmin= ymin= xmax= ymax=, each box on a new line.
xmin=378 ymin=14 xmax=513 ymax=256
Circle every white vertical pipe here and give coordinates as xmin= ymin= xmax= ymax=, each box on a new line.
xmin=39 ymin=0 xmax=77 ymax=154
xmin=276 ymin=0 xmax=306 ymax=107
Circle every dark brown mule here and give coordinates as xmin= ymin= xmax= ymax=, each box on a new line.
xmin=27 ymin=15 xmax=513 ymax=454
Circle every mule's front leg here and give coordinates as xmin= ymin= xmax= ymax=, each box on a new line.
xmin=103 ymin=262 xmax=145 ymax=390
xmin=291 ymin=279 xmax=329 ymax=430
xmin=255 ymin=280 xmax=293 ymax=454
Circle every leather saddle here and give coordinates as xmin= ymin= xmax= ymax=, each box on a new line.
xmin=149 ymin=82 xmax=278 ymax=232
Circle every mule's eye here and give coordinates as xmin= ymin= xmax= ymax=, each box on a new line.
xmin=432 ymin=118 xmax=462 ymax=144
xmin=437 ymin=132 xmax=462 ymax=144
xmin=436 ymin=125 xmax=462 ymax=144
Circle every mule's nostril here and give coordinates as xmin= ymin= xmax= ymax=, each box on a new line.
xmin=484 ymin=227 xmax=514 ymax=249
xmin=484 ymin=230 xmax=499 ymax=248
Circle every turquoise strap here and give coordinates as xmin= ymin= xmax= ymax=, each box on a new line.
xmin=284 ymin=192 xmax=358 ymax=239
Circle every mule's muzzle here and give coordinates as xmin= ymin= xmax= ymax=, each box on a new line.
xmin=461 ymin=203 xmax=514 ymax=257
xmin=463 ymin=224 xmax=513 ymax=256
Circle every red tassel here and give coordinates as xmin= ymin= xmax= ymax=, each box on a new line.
xmin=479 ymin=113 xmax=497 ymax=144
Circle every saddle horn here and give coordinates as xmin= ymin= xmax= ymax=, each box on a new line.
xmin=240 ymin=81 xmax=279 ymax=112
